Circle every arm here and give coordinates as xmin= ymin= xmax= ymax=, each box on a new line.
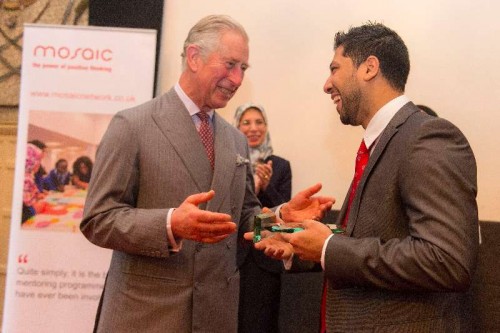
xmin=81 ymin=113 xmax=237 ymax=257
xmin=258 ymin=158 xmax=292 ymax=207
xmin=80 ymin=114 xmax=171 ymax=256
xmin=325 ymin=119 xmax=478 ymax=292
xmin=72 ymin=174 xmax=89 ymax=190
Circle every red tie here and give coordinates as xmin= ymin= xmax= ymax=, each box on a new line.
xmin=320 ymin=279 xmax=328 ymax=333
xmin=320 ymin=140 xmax=369 ymax=333
xmin=341 ymin=139 xmax=370 ymax=229
xmin=196 ymin=111 xmax=215 ymax=169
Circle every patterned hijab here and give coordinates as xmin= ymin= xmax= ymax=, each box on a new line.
xmin=23 ymin=143 xmax=43 ymax=205
xmin=233 ymin=103 xmax=273 ymax=171
xmin=25 ymin=143 xmax=43 ymax=174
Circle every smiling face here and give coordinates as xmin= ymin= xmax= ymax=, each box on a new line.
xmin=192 ymin=30 xmax=249 ymax=111
xmin=238 ymin=108 xmax=267 ymax=148
xmin=323 ymin=46 xmax=364 ymax=126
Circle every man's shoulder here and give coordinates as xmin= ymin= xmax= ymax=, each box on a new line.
xmin=400 ymin=108 xmax=465 ymax=139
xmin=117 ymin=93 xmax=167 ymax=116
xmin=267 ymin=155 xmax=289 ymax=164
xmin=215 ymin=114 xmax=246 ymax=141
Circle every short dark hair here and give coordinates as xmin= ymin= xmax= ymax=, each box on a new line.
xmin=73 ymin=156 xmax=93 ymax=177
xmin=334 ymin=22 xmax=410 ymax=92
xmin=55 ymin=159 xmax=68 ymax=168
xmin=28 ymin=139 xmax=47 ymax=150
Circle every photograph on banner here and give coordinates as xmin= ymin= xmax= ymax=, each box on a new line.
xmin=21 ymin=110 xmax=113 ymax=232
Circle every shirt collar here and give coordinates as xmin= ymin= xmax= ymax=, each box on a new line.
xmin=175 ymin=82 xmax=214 ymax=118
xmin=364 ymin=95 xmax=410 ymax=149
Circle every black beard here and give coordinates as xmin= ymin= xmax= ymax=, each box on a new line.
xmin=339 ymin=90 xmax=361 ymax=126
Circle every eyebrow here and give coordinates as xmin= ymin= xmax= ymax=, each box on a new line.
xmin=329 ymin=61 xmax=339 ymax=72
xmin=227 ymin=56 xmax=250 ymax=69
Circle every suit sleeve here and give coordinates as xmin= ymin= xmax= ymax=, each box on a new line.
xmin=80 ymin=113 xmax=171 ymax=258
xmin=239 ymin=137 xmax=263 ymax=228
xmin=324 ymin=118 xmax=478 ymax=292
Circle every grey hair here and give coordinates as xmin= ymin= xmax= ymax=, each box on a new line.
xmin=181 ymin=15 xmax=249 ymax=70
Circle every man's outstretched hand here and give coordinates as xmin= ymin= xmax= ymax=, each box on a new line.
xmin=171 ymin=190 xmax=236 ymax=243
xmin=281 ymin=183 xmax=335 ymax=222
xmin=243 ymin=232 xmax=294 ymax=260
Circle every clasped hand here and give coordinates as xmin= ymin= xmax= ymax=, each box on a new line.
xmin=244 ymin=220 xmax=333 ymax=262
xmin=171 ymin=190 xmax=236 ymax=243
xmin=254 ymin=160 xmax=272 ymax=194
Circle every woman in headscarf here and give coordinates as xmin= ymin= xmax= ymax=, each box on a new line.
xmin=234 ymin=102 xmax=292 ymax=333
xmin=22 ymin=143 xmax=47 ymax=223
xmin=234 ymin=102 xmax=292 ymax=206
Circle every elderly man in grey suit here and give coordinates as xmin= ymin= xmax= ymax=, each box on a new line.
xmin=249 ymin=23 xmax=478 ymax=332
xmin=80 ymin=15 xmax=333 ymax=333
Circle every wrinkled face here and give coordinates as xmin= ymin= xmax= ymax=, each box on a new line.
xmin=323 ymin=46 xmax=363 ymax=126
xmin=195 ymin=31 xmax=249 ymax=111
xmin=238 ymin=108 xmax=267 ymax=148
xmin=56 ymin=161 xmax=68 ymax=174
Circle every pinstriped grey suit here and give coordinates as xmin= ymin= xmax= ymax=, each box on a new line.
xmin=81 ymin=88 xmax=261 ymax=332
xmin=324 ymin=102 xmax=478 ymax=332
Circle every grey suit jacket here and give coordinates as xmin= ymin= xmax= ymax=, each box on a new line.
xmin=80 ymin=88 xmax=261 ymax=333
xmin=324 ymin=102 xmax=478 ymax=332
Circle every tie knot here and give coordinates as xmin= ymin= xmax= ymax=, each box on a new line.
xmin=196 ymin=111 xmax=210 ymax=122
xmin=358 ymin=140 xmax=369 ymax=155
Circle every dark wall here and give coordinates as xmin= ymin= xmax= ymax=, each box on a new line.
xmin=89 ymin=0 xmax=164 ymax=95
xmin=471 ymin=221 xmax=500 ymax=332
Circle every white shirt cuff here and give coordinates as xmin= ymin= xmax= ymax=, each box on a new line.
xmin=167 ymin=208 xmax=182 ymax=252
xmin=321 ymin=234 xmax=334 ymax=270
xmin=275 ymin=204 xmax=285 ymax=224
xmin=283 ymin=253 xmax=294 ymax=270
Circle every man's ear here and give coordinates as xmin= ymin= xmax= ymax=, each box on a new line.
xmin=362 ymin=55 xmax=380 ymax=81
xmin=185 ymin=44 xmax=202 ymax=71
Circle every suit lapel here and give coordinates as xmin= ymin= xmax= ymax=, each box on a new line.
xmin=151 ymin=89 xmax=213 ymax=193
xmin=207 ymin=113 xmax=237 ymax=212
xmin=345 ymin=102 xmax=418 ymax=235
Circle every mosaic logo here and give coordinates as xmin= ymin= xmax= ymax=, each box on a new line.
xmin=33 ymin=46 xmax=113 ymax=62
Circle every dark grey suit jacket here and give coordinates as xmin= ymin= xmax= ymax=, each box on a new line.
xmin=80 ymin=88 xmax=261 ymax=333
xmin=324 ymin=102 xmax=478 ymax=332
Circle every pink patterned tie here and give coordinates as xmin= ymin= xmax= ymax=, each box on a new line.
xmin=196 ymin=111 xmax=215 ymax=169
xmin=341 ymin=139 xmax=370 ymax=229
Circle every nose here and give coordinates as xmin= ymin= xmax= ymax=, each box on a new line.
xmin=228 ymin=67 xmax=244 ymax=86
xmin=323 ymin=77 xmax=333 ymax=94
xmin=248 ymin=122 xmax=259 ymax=131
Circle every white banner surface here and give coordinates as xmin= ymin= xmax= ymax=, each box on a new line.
xmin=2 ymin=24 xmax=156 ymax=333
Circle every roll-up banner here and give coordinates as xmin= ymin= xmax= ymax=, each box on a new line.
xmin=2 ymin=24 xmax=157 ymax=332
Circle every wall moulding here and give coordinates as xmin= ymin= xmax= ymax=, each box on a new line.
xmin=0 ymin=107 xmax=18 ymax=127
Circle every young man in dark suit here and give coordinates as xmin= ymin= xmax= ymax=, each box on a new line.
xmin=249 ymin=23 xmax=478 ymax=332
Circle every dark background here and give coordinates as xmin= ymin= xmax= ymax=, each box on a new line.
xmin=89 ymin=0 xmax=164 ymax=95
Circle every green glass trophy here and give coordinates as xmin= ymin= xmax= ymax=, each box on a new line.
xmin=253 ymin=212 xmax=303 ymax=243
